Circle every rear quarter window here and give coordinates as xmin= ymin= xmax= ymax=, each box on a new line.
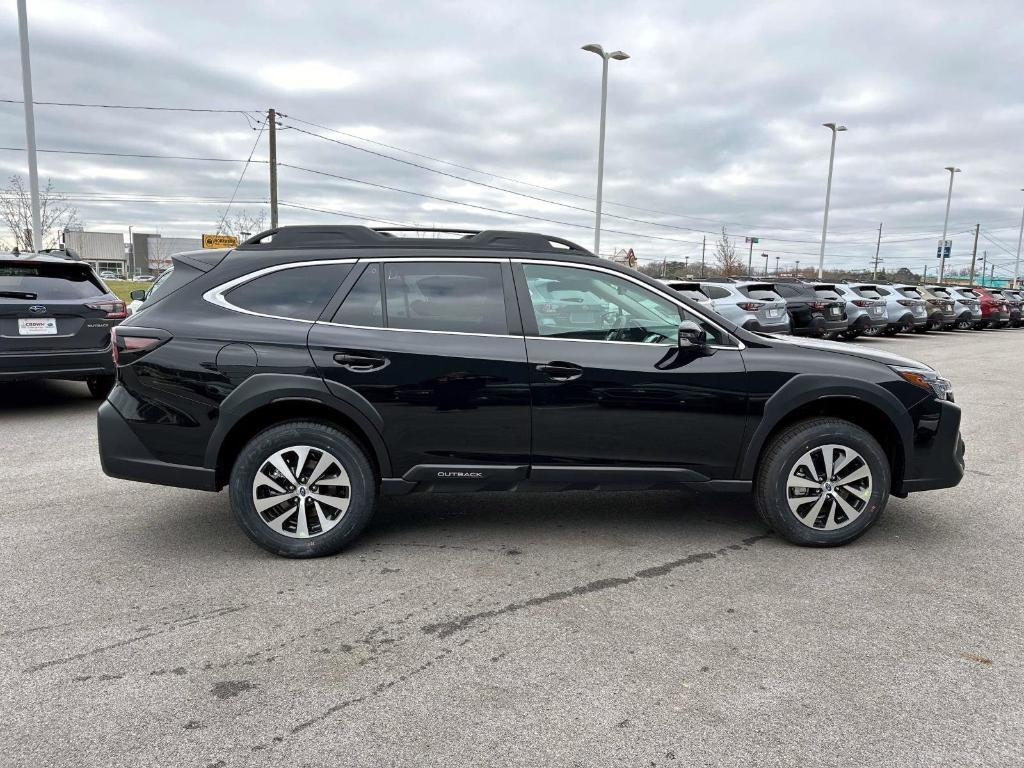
xmin=0 ymin=262 xmax=105 ymax=300
xmin=225 ymin=263 xmax=353 ymax=321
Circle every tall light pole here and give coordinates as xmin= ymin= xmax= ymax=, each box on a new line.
xmin=937 ymin=166 xmax=960 ymax=284
xmin=1014 ymin=189 xmax=1024 ymax=289
xmin=817 ymin=122 xmax=847 ymax=279
xmin=16 ymin=0 xmax=41 ymax=252
xmin=582 ymin=43 xmax=629 ymax=256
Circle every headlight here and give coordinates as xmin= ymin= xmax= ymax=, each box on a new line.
xmin=892 ymin=366 xmax=953 ymax=400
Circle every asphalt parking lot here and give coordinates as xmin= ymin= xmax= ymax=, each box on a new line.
xmin=1 ymin=329 xmax=1022 ymax=767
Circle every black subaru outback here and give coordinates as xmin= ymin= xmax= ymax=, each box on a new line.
xmin=1 ymin=253 xmax=124 ymax=397
xmin=97 ymin=226 xmax=965 ymax=557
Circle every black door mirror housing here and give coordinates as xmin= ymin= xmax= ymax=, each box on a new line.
xmin=129 ymin=289 xmax=147 ymax=301
xmin=677 ymin=320 xmax=708 ymax=353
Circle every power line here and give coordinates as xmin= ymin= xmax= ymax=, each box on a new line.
xmin=278 ymin=200 xmax=412 ymax=228
xmin=0 ymin=98 xmax=259 ymax=115
xmin=0 ymin=146 xmax=267 ymax=163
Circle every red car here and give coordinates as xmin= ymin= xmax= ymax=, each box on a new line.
xmin=971 ymin=286 xmax=1011 ymax=328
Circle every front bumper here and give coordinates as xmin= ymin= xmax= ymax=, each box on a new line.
xmin=98 ymin=398 xmax=218 ymax=491
xmin=898 ymin=399 xmax=965 ymax=494
xmin=0 ymin=346 xmax=114 ymax=382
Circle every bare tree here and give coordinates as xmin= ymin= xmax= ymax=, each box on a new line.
xmin=0 ymin=175 xmax=80 ymax=251
xmin=216 ymin=208 xmax=267 ymax=240
xmin=714 ymin=226 xmax=743 ymax=277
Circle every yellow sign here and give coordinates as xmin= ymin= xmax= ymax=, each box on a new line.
xmin=201 ymin=233 xmax=239 ymax=249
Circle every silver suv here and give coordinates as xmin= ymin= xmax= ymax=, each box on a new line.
xmin=826 ymin=283 xmax=888 ymax=339
xmin=928 ymin=285 xmax=982 ymax=330
xmin=700 ymin=280 xmax=790 ymax=333
xmin=850 ymin=283 xmax=927 ymax=335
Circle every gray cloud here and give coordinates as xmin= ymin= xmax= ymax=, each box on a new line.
xmin=0 ymin=0 xmax=1022 ymax=274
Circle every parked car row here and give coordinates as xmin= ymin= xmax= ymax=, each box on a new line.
xmin=659 ymin=277 xmax=1023 ymax=339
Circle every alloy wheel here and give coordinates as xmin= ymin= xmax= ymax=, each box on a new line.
xmin=251 ymin=445 xmax=351 ymax=538
xmin=786 ymin=443 xmax=873 ymax=531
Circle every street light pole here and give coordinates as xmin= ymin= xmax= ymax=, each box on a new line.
xmin=582 ymin=44 xmax=629 ymax=257
xmin=1014 ymin=189 xmax=1024 ymax=289
xmin=16 ymin=0 xmax=41 ymax=252
xmin=937 ymin=166 xmax=960 ymax=284
xmin=762 ymin=252 xmax=768 ymax=277
xmin=817 ymin=122 xmax=847 ymax=279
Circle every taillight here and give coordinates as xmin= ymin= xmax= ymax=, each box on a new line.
xmin=737 ymin=302 xmax=765 ymax=311
xmin=88 ymin=300 xmax=127 ymax=319
xmin=110 ymin=327 xmax=165 ymax=365
xmin=896 ymin=299 xmax=916 ymax=307
xmin=851 ymin=299 xmax=871 ymax=307
xmin=808 ymin=301 xmax=826 ymax=310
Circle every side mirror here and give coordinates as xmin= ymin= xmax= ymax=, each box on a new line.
xmin=129 ymin=289 xmax=147 ymax=301
xmin=677 ymin=320 xmax=709 ymax=353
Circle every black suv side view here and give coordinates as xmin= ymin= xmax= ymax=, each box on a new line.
xmin=98 ymin=226 xmax=965 ymax=557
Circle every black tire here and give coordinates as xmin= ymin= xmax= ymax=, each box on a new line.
xmin=913 ymin=325 xmax=929 ymax=334
xmin=229 ymin=421 xmax=377 ymax=558
xmin=754 ymin=418 xmax=890 ymax=547
xmin=86 ymin=375 xmax=115 ymax=400
xmin=881 ymin=326 xmax=900 ymax=337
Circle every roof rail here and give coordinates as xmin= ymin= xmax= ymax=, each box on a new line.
xmin=238 ymin=225 xmax=593 ymax=255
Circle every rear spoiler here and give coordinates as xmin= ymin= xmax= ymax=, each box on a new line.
xmin=170 ymin=248 xmax=232 ymax=273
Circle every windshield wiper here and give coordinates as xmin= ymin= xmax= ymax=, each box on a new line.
xmin=0 ymin=290 xmax=37 ymax=300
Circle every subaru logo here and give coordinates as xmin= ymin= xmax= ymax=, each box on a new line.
xmin=28 ymin=305 xmax=46 ymax=314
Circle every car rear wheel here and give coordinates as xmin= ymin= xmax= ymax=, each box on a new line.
xmin=86 ymin=375 xmax=114 ymax=400
xmin=754 ymin=418 xmax=890 ymax=546
xmin=229 ymin=421 xmax=377 ymax=558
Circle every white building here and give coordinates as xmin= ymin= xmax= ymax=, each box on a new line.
xmin=62 ymin=230 xmax=127 ymax=275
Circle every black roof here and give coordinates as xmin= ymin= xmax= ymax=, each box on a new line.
xmin=238 ymin=225 xmax=593 ymax=256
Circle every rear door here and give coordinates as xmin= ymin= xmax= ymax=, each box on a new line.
xmin=308 ymin=257 xmax=532 ymax=481
xmin=0 ymin=260 xmax=117 ymax=354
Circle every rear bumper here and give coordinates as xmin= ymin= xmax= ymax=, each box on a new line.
xmin=744 ymin=319 xmax=790 ymax=334
xmin=98 ymin=398 xmax=218 ymax=491
xmin=898 ymin=399 xmax=965 ymax=493
xmin=0 ymin=346 xmax=113 ymax=381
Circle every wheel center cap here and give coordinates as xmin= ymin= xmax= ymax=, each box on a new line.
xmin=823 ymin=482 xmax=833 ymax=492
xmin=298 ymin=486 xmax=307 ymax=497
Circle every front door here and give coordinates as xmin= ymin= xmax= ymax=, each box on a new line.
xmin=515 ymin=261 xmax=749 ymax=480
xmin=308 ymin=259 xmax=532 ymax=482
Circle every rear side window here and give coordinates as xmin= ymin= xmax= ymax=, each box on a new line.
xmin=0 ymin=262 xmax=104 ymax=300
xmin=898 ymin=287 xmax=922 ymax=299
xmin=672 ymin=287 xmax=708 ymax=301
xmin=855 ymin=287 xmax=882 ymax=299
xmin=226 ymin=263 xmax=353 ymax=321
xmin=333 ymin=264 xmax=383 ymax=327
xmin=383 ymin=262 xmax=508 ymax=334
xmin=701 ymin=285 xmax=731 ymax=299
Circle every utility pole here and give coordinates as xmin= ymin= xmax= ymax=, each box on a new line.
xmin=979 ymin=250 xmax=987 ymax=286
xmin=922 ymin=264 xmax=929 ymax=283
xmin=775 ymin=255 xmax=781 ymax=275
xmin=661 ymin=255 xmax=667 ymax=278
xmin=871 ymin=222 xmax=882 ymax=281
xmin=16 ymin=0 xmax=41 ymax=252
xmin=268 ymin=108 xmax=279 ymax=228
xmin=746 ymin=237 xmax=756 ymax=276
xmin=1015 ymin=192 xmax=1024 ymax=289
xmin=700 ymin=235 xmax=706 ymax=278
xmin=990 ymin=263 xmax=995 ymax=286
xmin=762 ymin=252 xmax=769 ymax=277
xmin=938 ymin=166 xmax=961 ymax=284
xmin=967 ymin=223 xmax=980 ymax=287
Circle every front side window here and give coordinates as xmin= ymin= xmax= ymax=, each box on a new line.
xmin=226 ymin=263 xmax=353 ymax=321
xmin=523 ymin=263 xmax=728 ymax=345
xmin=384 ymin=262 xmax=508 ymax=334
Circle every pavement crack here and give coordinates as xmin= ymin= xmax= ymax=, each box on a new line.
xmin=421 ymin=533 xmax=770 ymax=639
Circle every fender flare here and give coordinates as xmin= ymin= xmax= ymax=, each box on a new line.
xmin=738 ymin=374 xmax=914 ymax=480
xmin=203 ymin=373 xmax=391 ymax=476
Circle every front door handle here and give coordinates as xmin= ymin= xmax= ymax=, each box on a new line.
xmin=537 ymin=361 xmax=583 ymax=382
xmin=333 ymin=352 xmax=389 ymax=371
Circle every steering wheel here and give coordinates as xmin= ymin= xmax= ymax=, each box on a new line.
xmin=604 ymin=317 xmax=646 ymax=342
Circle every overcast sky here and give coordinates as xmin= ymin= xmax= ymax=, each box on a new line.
xmin=1 ymin=0 xmax=1022 ymax=274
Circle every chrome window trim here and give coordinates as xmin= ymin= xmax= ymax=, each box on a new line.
xmin=516 ymin=258 xmax=744 ymax=350
xmin=314 ymin=320 xmax=513 ymax=339
xmin=202 ymin=258 xmax=360 ymax=324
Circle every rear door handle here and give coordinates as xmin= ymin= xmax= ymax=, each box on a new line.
xmin=536 ymin=361 xmax=583 ymax=382
xmin=333 ymin=352 xmax=389 ymax=371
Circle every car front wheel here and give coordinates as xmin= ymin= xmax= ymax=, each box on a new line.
xmin=754 ymin=418 xmax=890 ymax=546
xmin=229 ymin=421 xmax=377 ymax=558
